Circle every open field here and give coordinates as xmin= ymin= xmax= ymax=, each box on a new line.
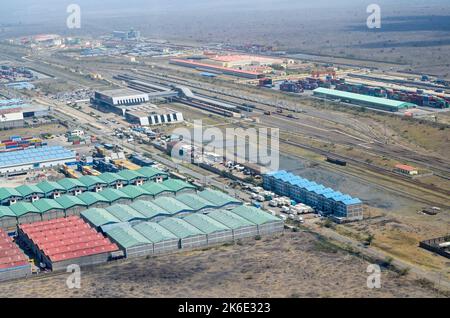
xmin=0 ymin=232 xmax=444 ymax=298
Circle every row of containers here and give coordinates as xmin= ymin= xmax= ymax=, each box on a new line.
xmin=335 ymin=83 xmax=449 ymax=109
xmin=0 ymin=136 xmax=45 ymax=152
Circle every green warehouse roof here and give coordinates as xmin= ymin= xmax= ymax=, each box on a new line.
xmin=129 ymin=200 xmax=170 ymax=220
xmin=183 ymin=214 xmax=230 ymax=234
xmin=137 ymin=166 xmax=168 ymax=179
xmin=198 ymin=189 xmax=241 ymax=207
xmin=105 ymin=225 xmax=152 ymax=249
xmin=10 ymin=202 xmax=41 ymax=217
xmin=105 ymin=204 xmax=147 ymax=222
xmin=97 ymin=172 xmax=126 ymax=185
xmin=158 ymin=218 xmax=205 ymax=239
xmin=0 ymin=206 xmax=15 ymax=218
xmin=36 ymin=181 xmax=66 ymax=195
xmin=152 ymin=197 xmax=194 ymax=215
xmin=119 ymin=185 xmax=151 ymax=200
xmin=54 ymin=194 xmax=87 ymax=210
xmin=117 ymin=169 xmax=145 ymax=182
xmin=162 ymin=179 xmax=196 ymax=192
xmin=313 ymin=88 xmax=416 ymax=110
xmin=141 ymin=182 xmax=173 ymax=196
xmin=0 ymin=188 xmax=22 ymax=201
xmin=57 ymin=178 xmax=87 ymax=191
xmin=207 ymin=210 xmax=256 ymax=229
xmin=15 ymin=184 xmax=44 ymax=197
xmin=32 ymin=199 xmax=64 ymax=213
xmin=99 ymin=188 xmax=130 ymax=203
xmin=77 ymin=191 xmax=109 ymax=206
xmin=231 ymin=205 xmax=281 ymax=225
xmin=78 ymin=175 xmax=107 ymax=188
xmin=133 ymin=222 xmax=178 ymax=243
xmin=81 ymin=208 xmax=121 ymax=227
xmin=176 ymin=193 xmax=216 ymax=211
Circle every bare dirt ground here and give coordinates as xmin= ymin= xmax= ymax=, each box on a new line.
xmin=0 ymin=232 xmax=442 ymax=298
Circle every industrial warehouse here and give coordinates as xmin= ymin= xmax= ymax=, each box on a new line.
xmin=0 ymin=99 xmax=49 ymax=129
xmin=312 ymin=87 xmax=417 ymax=112
xmin=263 ymin=171 xmax=363 ymax=222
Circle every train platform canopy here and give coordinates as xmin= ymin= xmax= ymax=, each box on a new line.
xmin=231 ymin=205 xmax=281 ymax=225
xmin=132 ymin=222 xmax=178 ymax=243
xmin=158 ymin=218 xmax=205 ymax=239
xmin=36 ymin=181 xmax=66 ymax=196
xmin=197 ymin=189 xmax=242 ymax=208
xmin=183 ymin=214 xmax=230 ymax=234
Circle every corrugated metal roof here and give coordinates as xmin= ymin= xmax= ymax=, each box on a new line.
xmin=105 ymin=204 xmax=147 ymax=222
xmin=32 ymin=198 xmax=64 ymax=213
xmin=105 ymin=225 xmax=151 ymax=249
xmin=183 ymin=214 xmax=230 ymax=234
xmin=313 ymin=88 xmax=415 ymax=108
xmin=137 ymin=166 xmax=168 ymax=179
xmin=78 ymin=175 xmax=107 ymax=188
xmin=57 ymin=178 xmax=86 ymax=191
xmin=207 ymin=210 xmax=255 ymax=229
xmin=133 ymin=222 xmax=178 ymax=243
xmin=129 ymin=200 xmax=170 ymax=219
xmin=0 ymin=187 xmax=22 ymax=201
xmin=97 ymin=172 xmax=126 ymax=185
xmin=77 ymin=191 xmax=109 ymax=206
xmin=81 ymin=208 xmax=121 ymax=227
xmin=119 ymin=185 xmax=151 ymax=199
xmin=158 ymin=218 xmax=205 ymax=239
xmin=231 ymin=205 xmax=281 ymax=225
xmin=176 ymin=193 xmax=216 ymax=211
xmin=0 ymin=206 xmax=15 ymax=218
xmin=198 ymin=189 xmax=241 ymax=207
xmin=141 ymin=182 xmax=173 ymax=196
xmin=162 ymin=179 xmax=196 ymax=192
xmin=117 ymin=169 xmax=145 ymax=182
xmin=99 ymin=188 xmax=130 ymax=202
xmin=10 ymin=202 xmax=41 ymax=217
xmin=15 ymin=184 xmax=44 ymax=197
xmin=36 ymin=181 xmax=65 ymax=195
xmin=54 ymin=194 xmax=87 ymax=209
xmin=0 ymin=146 xmax=75 ymax=169
xmin=152 ymin=197 xmax=194 ymax=215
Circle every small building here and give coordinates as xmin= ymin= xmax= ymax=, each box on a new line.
xmin=78 ymin=175 xmax=107 ymax=193
xmin=57 ymin=178 xmax=87 ymax=196
xmin=231 ymin=205 xmax=284 ymax=235
xmin=15 ymin=185 xmax=45 ymax=202
xmin=152 ymin=197 xmax=194 ymax=217
xmin=140 ymin=182 xmax=174 ymax=199
xmin=207 ymin=210 xmax=258 ymax=240
xmin=36 ymin=181 xmax=66 ymax=199
xmin=158 ymin=218 xmax=207 ymax=250
xmin=0 ymin=206 xmax=17 ymax=230
xmin=77 ymin=192 xmax=110 ymax=209
xmin=32 ymin=199 xmax=65 ymax=221
xmin=197 ymin=189 xmax=242 ymax=209
xmin=54 ymin=194 xmax=88 ymax=217
xmin=162 ymin=179 xmax=197 ymax=196
xmin=10 ymin=202 xmax=42 ymax=224
xmin=176 ymin=193 xmax=218 ymax=213
xmin=137 ymin=166 xmax=168 ymax=182
xmin=183 ymin=214 xmax=233 ymax=246
xmin=129 ymin=200 xmax=171 ymax=222
xmin=119 ymin=185 xmax=153 ymax=201
xmin=394 ymin=164 xmax=419 ymax=176
xmin=99 ymin=188 xmax=131 ymax=205
xmin=97 ymin=172 xmax=127 ymax=189
xmin=133 ymin=222 xmax=179 ymax=254
xmin=0 ymin=188 xmax=22 ymax=206
xmin=104 ymin=224 xmax=153 ymax=258
xmin=117 ymin=169 xmax=146 ymax=186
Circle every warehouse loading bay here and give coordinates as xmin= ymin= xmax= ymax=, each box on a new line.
xmin=0 ymin=35 xmax=448 ymax=297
